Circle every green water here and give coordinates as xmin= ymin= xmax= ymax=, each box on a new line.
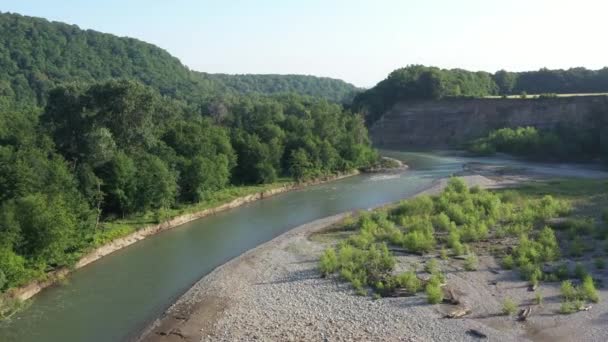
xmin=2 ymin=151 xmax=588 ymax=342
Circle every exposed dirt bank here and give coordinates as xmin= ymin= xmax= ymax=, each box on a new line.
xmin=5 ymin=172 xmax=359 ymax=302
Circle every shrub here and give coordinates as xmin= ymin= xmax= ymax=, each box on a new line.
xmin=560 ymin=301 xmax=578 ymax=314
xmin=402 ymin=230 xmax=436 ymax=253
xmin=534 ymin=291 xmax=543 ymax=305
xmin=432 ymin=213 xmax=452 ymax=231
xmin=502 ymin=297 xmax=518 ymax=315
xmin=319 ymin=249 xmax=338 ymax=276
xmin=581 ymin=276 xmax=599 ymax=303
xmin=425 ymin=280 xmax=443 ymax=304
xmin=464 ymin=253 xmax=479 ymax=271
xmin=561 ymin=280 xmax=577 ymax=301
xmin=439 ymin=247 xmax=448 ymax=260
xmin=502 ymin=255 xmax=515 ymax=269
xmin=425 ymin=258 xmax=440 ymax=274
xmin=395 ymin=271 xmax=422 ymax=294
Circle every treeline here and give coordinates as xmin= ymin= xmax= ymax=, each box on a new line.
xmin=352 ymin=65 xmax=497 ymax=124
xmin=0 ymin=79 xmax=377 ymax=292
xmin=467 ymin=126 xmax=608 ymax=161
xmin=0 ymin=11 xmax=359 ymax=111
xmin=204 ymin=73 xmax=359 ymax=103
xmin=353 ymin=65 xmax=608 ymax=124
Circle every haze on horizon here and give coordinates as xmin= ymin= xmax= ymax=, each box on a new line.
xmin=2 ymin=0 xmax=607 ymax=87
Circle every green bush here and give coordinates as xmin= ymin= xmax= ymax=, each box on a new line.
xmin=425 ymin=279 xmax=444 ymax=304
xmin=561 ymin=280 xmax=577 ymax=301
xmin=502 ymin=297 xmax=518 ymax=315
xmin=464 ymin=253 xmax=479 ymax=271
xmin=581 ymin=276 xmax=599 ymax=303
xmin=395 ymin=271 xmax=422 ymax=294
xmin=319 ymin=249 xmax=338 ymax=276
xmin=425 ymin=258 xmax=440 ymax=274
xmin=439 ymin=247 xmax=448 ymax=260
xmin=534 ymin=291 xmax=543 ymax=305
xmin=432 ymin=213 xmax=453 ymax=231
xmin=559 ymin=301 xmax=578 ymax=314
xmin=502 ymin=255 xmax=515 ymax=269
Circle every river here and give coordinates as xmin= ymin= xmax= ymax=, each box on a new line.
xmin=1 ymin=151 xmax=604 ymax=342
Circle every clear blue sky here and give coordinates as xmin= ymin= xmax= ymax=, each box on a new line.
xmin=2 ymin=0 xmax=607 ymax=87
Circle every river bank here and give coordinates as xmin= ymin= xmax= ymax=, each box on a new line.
xmin=140 ymin=169 xmax=608 ymax=342
xmin=139 ymin=175 xmax=511 ymax=341
xmin=5 ymin=171 xmax=360 ymax=303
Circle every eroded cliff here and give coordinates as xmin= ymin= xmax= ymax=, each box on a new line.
xmin=370 ymin=96 xmax=608 ymax=148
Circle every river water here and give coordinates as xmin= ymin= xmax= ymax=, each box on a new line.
xmin=1 ymin=151 xmax=604 ymax=342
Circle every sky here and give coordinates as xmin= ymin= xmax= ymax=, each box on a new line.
xmin=1 ymin=0 xmax=607 ymax=87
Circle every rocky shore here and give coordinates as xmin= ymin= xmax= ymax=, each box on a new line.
xmin=140 ymin=172 xmax=608 ymax=342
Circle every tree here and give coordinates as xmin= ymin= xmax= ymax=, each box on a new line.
xmin=289 ymin=148 xmax=313 ymax=181
xmin=8 ymin=194 xmax=79 ymax=266
xmin=134 ymin=154 xmax=177 ymax=212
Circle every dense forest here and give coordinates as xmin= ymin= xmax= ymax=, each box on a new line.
xmin=0 ymin=12 xmax=359 ymax=110
xmin=0 ymin=79 xmax=377 ymax=292
xmin=204 ymin=73 xmax=359 ymax=103
xmin=353 ymin=65 xmax=608 ymax=124
xmin=0 ymin=11 xmax=375 ymax=293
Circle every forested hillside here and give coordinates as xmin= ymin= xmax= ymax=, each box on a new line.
xmin=205 ymin=73 xmax=359 ymax=103
xmin=0 ymin=12 xmax=359 ymax=109
xmin=0 ymin=79 xmax=377 ymax=293
xmin=0 ymin=11 xmax=375 ymax=294
xmin=353 ymin=65 xmax=608 ymax=124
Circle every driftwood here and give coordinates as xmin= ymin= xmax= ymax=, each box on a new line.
xmin=578 ymin=304 xmax=592 ymax=312
xmin=528 ymin=283 xmax=538 ymax=292
xmin=517 ymin=306 xmax=532 ymax=321
xmin=446 ymin=306 xmax=472 ymax=319
xmin=466 ymin=329 xmax=488 ymax=339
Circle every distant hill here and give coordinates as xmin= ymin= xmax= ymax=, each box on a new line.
xmin=353 ymin=65 xmax=608 ymax=124
xmin=204 ymin=73 xmax=360 ymax=103
xmin=0 ymin=12 xmax=359 ymax=109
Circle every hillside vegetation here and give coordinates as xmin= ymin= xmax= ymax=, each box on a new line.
xmin=0 ymin=11 xmax=375 ymax=297
xmin=204 ymin=73 xmax=359 ymax=103
xmin=0 ymin=79 xmax=377 ymax=296
xmin=319 ymin=178 xmax=606 ymax=312
xmin=467 ymin=126 xmax=608 ymax=162
xmin=0 ymin=12 xmax=359 ymax=110
xmin=353 ymin=65 xmax=608 ymax=124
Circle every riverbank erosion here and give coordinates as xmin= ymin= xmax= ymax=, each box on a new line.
xmin=140 ymin=169 xmax=608 ymax=342
xmin=4 ymin=172 xmax=359 ymax=303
